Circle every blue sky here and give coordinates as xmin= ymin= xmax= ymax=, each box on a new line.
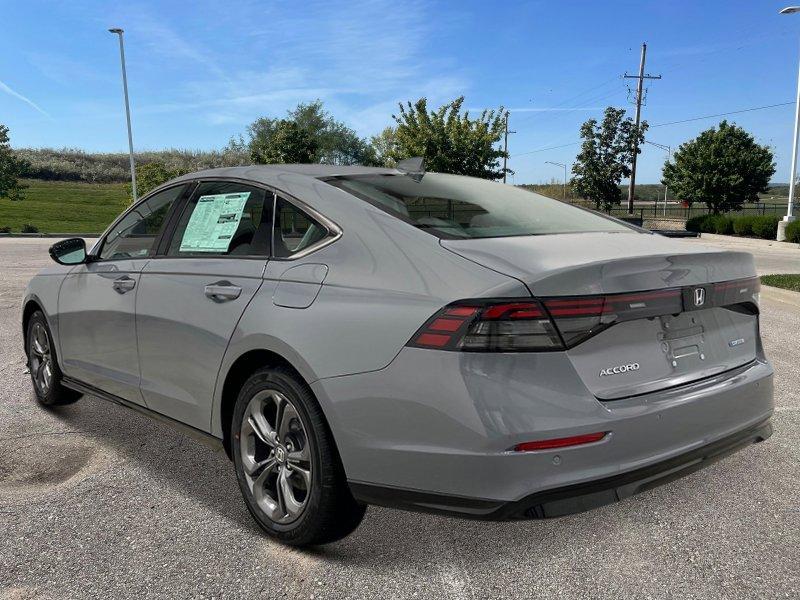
xmin=1 ymin=0 xmax=799 ymax=184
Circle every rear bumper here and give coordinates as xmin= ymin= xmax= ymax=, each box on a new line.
xmin=315 ymin=347 xmax=774 ymax=510
xmin=349 ymin=418 xmax=772 ymax=519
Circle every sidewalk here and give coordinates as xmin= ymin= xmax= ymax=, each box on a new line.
xmin=697 ymin=233 xmax=800 ymax=251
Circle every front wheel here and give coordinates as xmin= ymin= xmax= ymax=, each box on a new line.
xmin=231 ymin=366 xmax=365 ymax=546
xmin=26 ymin=310 xmax=81 ymax=406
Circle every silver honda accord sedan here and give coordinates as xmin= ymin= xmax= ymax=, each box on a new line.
xmin=22 ymin=163 xmax=774 ymax=546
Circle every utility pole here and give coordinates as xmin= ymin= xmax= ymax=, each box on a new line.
xmin=545 ymin=161 xmax=568 ymax=200
xmin=503 ymin=112 xmax=516 ymax=184
xmin=109 ymin=27 xmax=137 ymax=202
xmin=623 ymin=43 xmax=661 ymax=213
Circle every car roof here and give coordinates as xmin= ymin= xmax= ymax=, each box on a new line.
xmin=169 ymin=164 xmax=400 ymax=187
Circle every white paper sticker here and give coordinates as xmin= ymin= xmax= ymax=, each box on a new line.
xmin=179 ymin=192 xmax=250 ymax=253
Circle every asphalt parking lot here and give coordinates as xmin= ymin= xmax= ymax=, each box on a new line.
xmin=1 ymin=237 xmax=798 ymax=599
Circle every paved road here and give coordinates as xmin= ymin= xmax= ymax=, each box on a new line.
xmin=681 ymin=233 xmax=800 ymax=275
xmin=1 ymin=238 xmax=798 ymax=599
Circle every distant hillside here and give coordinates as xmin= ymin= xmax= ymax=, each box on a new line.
xmin=13 ymin=147 xmax=247 ymax=183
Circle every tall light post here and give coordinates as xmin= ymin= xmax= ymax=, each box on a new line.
xmin=645 ymin=140 xmax=671 ymax=215
xmin=545 ymin=161 xmax=568 ymax=200
xmin=778 ymin=7 xmax=800 ymax=240
xmin=109 ymin=27 xmax=137 ymax=202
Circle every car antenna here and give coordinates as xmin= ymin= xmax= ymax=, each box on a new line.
xmin=396 ymin=157 xmax=425 ymax=181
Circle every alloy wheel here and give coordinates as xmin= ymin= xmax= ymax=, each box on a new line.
xmin=29 ymin=322 xmax=53 ymax=396
xmin=239 ymin=389 xmax=312 ymax=524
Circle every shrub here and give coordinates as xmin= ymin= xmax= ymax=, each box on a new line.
xmin=0 ymin=225 xmax=11 ymax=233
xmin=784 ymin=219 xmax=800 ymax=243
xmin=21 ymin=223 xmax=39 ymax=233
xmin=686 ymin=214 xmax=715 ymax=233
xmin=751 ymin=215 xmax=779 ymax=239
xmin=732 ymin=215 xmax=756 ymax=236
xmin=711 ymin=214 xmax=734 ymax=235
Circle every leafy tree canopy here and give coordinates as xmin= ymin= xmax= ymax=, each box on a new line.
xmin=384 ymin=96 xmax=508 ymax=180
xmin=129 ymin=162 xmax=190 ymax=199
xmin=661 ymin=120 xmax=775 ymax=213
xmin=0 ymin=124 xmax=28 ymax=201
xmin=245 ymin=100 xmax=375 ymax=166
xmin=571 ymin=107 xmax=646 ymax=211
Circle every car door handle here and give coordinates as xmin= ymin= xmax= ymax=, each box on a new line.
xmin=112 ymin=275 xmax=136 ymax=294
xmin=204 ymin=281 xmax=242 ymax=302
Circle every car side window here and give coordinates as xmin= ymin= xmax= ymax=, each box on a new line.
xmin=167 ymin=181 xmax=272 ymax=257
xmin=99 ymin=184 xmax=186 ymax=261
xmin=273 ymin=196 xmax=330 ymax=258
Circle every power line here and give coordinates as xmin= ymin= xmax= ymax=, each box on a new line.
xmin=514 ymin=100 xmax=795 ymax=157
xmin=515 ymin=141 xmax=581 ymax=156
xmin=650 ymin=102 xmax=794 ymax=127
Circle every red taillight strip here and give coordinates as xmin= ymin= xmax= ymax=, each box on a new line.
xmin=482 ymin=302 xmax=544 ymax=319
xmin=513 ymin=431 xmax=609 ymax=452
xmin=414 ymin=333 xmax=451 ymax=347
xmin=429 ymin=318 xmax=463 ymax=332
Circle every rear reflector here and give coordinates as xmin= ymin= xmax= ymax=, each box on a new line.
xmin=513 ymin=432 xmax=608 ymax=452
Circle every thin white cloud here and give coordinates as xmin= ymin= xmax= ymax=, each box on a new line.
xmin=0 ymin=78 xmax=50 ymax=118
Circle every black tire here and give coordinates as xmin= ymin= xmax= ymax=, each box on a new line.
xmin=25 ymin=310 xmax=82 ymax=406
xmin=231 ymin=365 xmax=365 ymax=546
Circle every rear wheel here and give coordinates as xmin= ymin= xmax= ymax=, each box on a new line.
xmin=26 ymin=311 xmax=81 ymax=406
xmin=231 ymin=366 xmax=365 ymax=546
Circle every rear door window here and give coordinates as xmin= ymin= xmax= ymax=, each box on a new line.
xmin=166 ymin=181 xmax=273 ymax=257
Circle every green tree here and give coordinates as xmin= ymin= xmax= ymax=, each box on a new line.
xmin=0 ymin=124 xmax=29 ymax=201
xmin=128 ymin=162 xmax=190 ymax=199
xmin=662 ymin=120 xmax=775 ymax=214
xmin=386 ymin=96 xmax=508 ymax=179
xmin=370 ymin=127 xmax=399 ymax=168
xmin=245 ymin=100 xmax=375 ymax=165
xmin=249 ymin=119 xmax=319 ymax=164
xmin=571 ymin=107 xmax=646 ymax=211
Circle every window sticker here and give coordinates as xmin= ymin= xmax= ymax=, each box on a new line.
xmin=179 ymin=192 xmax=250 ymax=253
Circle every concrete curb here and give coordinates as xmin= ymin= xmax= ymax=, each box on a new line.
xmin=0 ymin=233 xmax=101 ymax=238
xmin=761 ymin=284 xmax=800 ymax=308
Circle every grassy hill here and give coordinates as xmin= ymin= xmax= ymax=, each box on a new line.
xmin=0 ymin=179 xmax=128 ymax=234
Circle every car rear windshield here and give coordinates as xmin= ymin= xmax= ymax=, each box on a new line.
xmin=325 ymin=173 xmax=633 ymax=239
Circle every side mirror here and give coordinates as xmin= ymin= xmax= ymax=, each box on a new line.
xmin=49 ymin=238 xmax=88 ymax=265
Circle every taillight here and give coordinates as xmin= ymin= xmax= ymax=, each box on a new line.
xmin=407 ymin=300 xmax=563 ymax=352
xmin=408 ymin=278 xmax=758 ymax=353
xmin=543 ymin=288 xmax=682 ymax=348
xmin=712 ymin=276 xmax=760 ymax=307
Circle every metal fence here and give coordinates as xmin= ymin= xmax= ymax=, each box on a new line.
xmin=592 ymin=202 xmax=798 ymax=221
xmin=395 ymin=199 xmax=796 ymax=226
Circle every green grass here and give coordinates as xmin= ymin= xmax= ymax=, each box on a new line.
xmin=0 ymin=179 xmax=129 ymax=233
xmin=761 ymin=274 xmax=800 ymax=292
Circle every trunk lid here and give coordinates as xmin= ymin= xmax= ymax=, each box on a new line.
xmin=441 ymin=232 xmax=760 ymax=399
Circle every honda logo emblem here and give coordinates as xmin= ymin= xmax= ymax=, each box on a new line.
xmin=693 ymin=287 xmax=706 ymax=307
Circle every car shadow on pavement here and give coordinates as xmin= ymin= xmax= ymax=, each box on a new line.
xmin=43 ymin=392 xmax=596 ymax=560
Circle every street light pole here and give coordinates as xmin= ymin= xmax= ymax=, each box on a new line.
xmin=779 ymin=7 xmax=800 ymax=240
xmin=545 ymin=161 xmax=568 ymax=200
xmin=109 ymin=28 xmax=137 ymax=202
